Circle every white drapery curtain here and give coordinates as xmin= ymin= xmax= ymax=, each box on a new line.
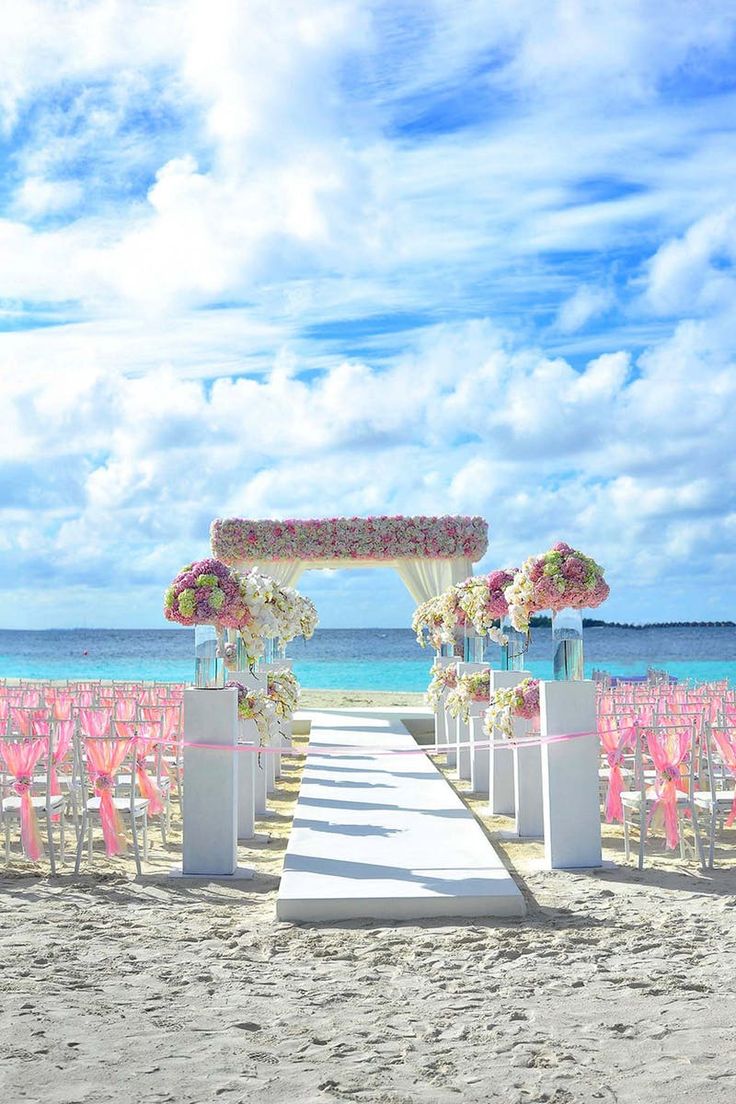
xmin=234 ymin=556 xmax=473 ymax=603
xmin=394 ymin=557 xmax=473 ymax=604
xmin=236 ymin=560 xmax=304 ymax=588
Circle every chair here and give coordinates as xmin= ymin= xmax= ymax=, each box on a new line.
xmin=621 ymin=721 xmax=703 ymax=869
xmin=693 ymin=725 xmax=736 ymax=868
xmin=0 ymin=731 xmax=66 ymax=872
xmin=74 ymin=733 xmax=149 ymax=875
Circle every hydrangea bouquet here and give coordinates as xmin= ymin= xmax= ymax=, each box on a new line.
xmin=505 ymin=543 xmax=610 ymax=633
xmin=163 ymin=558 xmax=244 ymax=627
xmin=483 ymin=678 xmax=540 ymax=741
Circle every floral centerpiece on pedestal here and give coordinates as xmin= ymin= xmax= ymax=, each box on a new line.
xmin=267 ymin=668 xmax=300 ymax=719
xmin=226 ymin=681 xmax=277 ymax=745
xmin=446 ymin=668 xmax=491 ymax=722
xmin=412 ymin=596 xmax=448 ymax=650
xmin=164 ymin=558 xmax=244 ymax=628
xmin=483 ymin=678 xmax=540 ymax=741
xmin=505 ymin=543 xmax=610 ymax=633
xmin=427 ymin=659 xmax=459 ymax=710
xmin=298 ymin=595 xmax=319 ymax=640
xmin=456 ymin=569 xmax=517 ymax=645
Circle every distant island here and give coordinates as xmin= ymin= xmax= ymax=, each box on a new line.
xmin=529 ymin=617 xmax=736 ymax=629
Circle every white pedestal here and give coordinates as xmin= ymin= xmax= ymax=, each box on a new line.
xmin=456 ymin=663 xmax=487 ymax=782
xmin=237 ymin=717 xmax=257 ymax=840
xmin=233 ymin=668 xmax=268 ymax=816
xmin=432 ymin=657 xmax=455 ymax=752
xmin=488 ymin=670 xmax=529 ymax=817
xmin=443 ymin=693 xmax=455 ymax=767
xmin=469 ymin=704 xmax=489 ymax=793
xmin=540 ymin=680 xmax=601 ymax=869
xmin=181 ymin=687 xmax=238 ymax=876
xmin=512 ymin=735 xmax=544 ymax=839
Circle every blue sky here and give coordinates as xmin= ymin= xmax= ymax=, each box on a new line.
xmin=2 ymin=0 xmax=736 ymax=629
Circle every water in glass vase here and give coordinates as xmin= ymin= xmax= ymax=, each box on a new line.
xmin=194 ymin=625 xmax=223 ymax=688
xmin=500 ymin=616 xmax=526 ymax=671
xmin=464 ymin=630 xmax=485 ymax=663
xmin=552 ymin=608 xmax=584 ymax=680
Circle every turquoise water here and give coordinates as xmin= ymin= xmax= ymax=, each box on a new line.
xmin=0 ymin=627 xmax=734 ymax=688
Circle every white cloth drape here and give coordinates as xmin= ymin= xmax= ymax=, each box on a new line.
xmin=394 ymin=557 xmax=473 ymax=603
xmin=236 ymin=560 xmax=304 ymax=588
xmin=234 ymin=556 xmax=473 ymax=603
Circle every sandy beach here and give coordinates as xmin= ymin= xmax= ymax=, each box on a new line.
xmin=1 ymin=705 xmax=735 ymax=1104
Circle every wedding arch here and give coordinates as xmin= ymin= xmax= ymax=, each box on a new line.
xmin=210 ymin=515 xmax=488 ymax=603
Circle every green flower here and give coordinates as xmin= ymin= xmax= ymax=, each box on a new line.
xmin=196 ymin=573 xmax=218 ymax=588
xmin=178 ymin=589 xmax=196 ymax=617
xmin=163 ymin=587 xmax=175 ymax=610
xmin=209 ymin=587 xmax=225 ymax=610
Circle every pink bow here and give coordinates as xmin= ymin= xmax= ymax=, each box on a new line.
xmin=0 ymin=739 xmax=45 ymax=861
xmin=85 ymin=739 xmax=131 ymax=856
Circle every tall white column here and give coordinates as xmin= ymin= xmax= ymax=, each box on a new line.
xmin=488 ymin=670 xmax=530 ymax=817
xmin=233 ymin=667 xmax=268 ymax=815
xmin=456 ymin=662 xmax=487 ymax=781
xmin=262 ymin=659 xmax=294 ymax=779
xmin=182 ymin=687 xmax=238 ymax=876
xmin=236 ymin=717 xmax=257 ymax=840
xmin=469 ymin=701 xmax=490 ymax=792
xmin=512 ymin=730 xmax=544 ymax=839
xmin=540 ymin=680 xmax=601 ymax=869
xmin=432 ymin=656 xmax=454 ymax=752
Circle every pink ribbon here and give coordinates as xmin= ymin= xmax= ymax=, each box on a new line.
xmin=598 ymin=723 xmax=635 ymax=823
xmin=712 ymin=729 xmax=736 ymax=827
xmin=645 ymin=726 xmax=692 ymax=849
xmin=86 ymin=738 xmax=131 ymax=856
xmin=0 ymin=739 xmax=46 ymax=861
xmin=114 ymin=722 xmax=164 ymax=816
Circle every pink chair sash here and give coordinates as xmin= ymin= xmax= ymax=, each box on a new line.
xmin=85 ymin=739 xmax=130 ymax=856
xmin=78 ymin=708 xmax=111 ymax=739
xmin=712 ymin=729 xmax=736 ymax=828
xmin=115 ymin=722 xmax=163 ymax=816
xmin=0 ymin=739 xmax=45 ymax=860
xmin=645 ymin=726 xmax=692 ymax=849
xmin=599 ymin=723 xmax=635 ymax=822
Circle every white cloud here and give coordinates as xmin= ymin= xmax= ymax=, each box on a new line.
xmin=556 ymin=286 xmax=615 ymax=333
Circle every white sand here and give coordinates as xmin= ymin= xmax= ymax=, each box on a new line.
xmin=1 ymin=718 xmax=735 ymax=1103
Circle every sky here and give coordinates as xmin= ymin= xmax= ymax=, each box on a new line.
xmin=2 ymin=0 xmax=736 ymax=630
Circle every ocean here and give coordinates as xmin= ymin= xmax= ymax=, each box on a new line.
xmin=0 ymin=625 xmax=735 ymax=689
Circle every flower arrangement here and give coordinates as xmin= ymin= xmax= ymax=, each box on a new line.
xmin=267 ymin=668 xmax=300 ymax=719
xmin=427 ymin=659 xmax=458 ymax=709
xmin=297 ymin=595 xmax=319 ymax=640
xmin=456 ymin=569 xmax=518 ymax=641
xmin=412 ymin=596 xmax=448 ymax=649
xmin=446 ymin=668 xmax=491 ymax=721
xmin=211 ymin=515 xmax=488 ymax=563
xmin=163 ymin=558 xmax=244 ymax=627
xmin=505 ymin=543 xmax=610 ymax=633
xmin=483 ymin=678 xmax=540 ymax=741
xmin=226 ymin=681 xmax=277 ymax=745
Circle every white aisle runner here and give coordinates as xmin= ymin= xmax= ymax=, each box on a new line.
xmin=277 ymin=710 xmax=526 ymax=922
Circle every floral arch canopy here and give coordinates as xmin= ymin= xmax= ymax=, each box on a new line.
xmin=210 ymin=516 xmax=488 ymax=604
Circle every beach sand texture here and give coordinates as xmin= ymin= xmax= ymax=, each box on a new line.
xmin=1 ymin=707 xmax=735 ymax=1104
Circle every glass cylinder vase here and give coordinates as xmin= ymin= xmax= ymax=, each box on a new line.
xmin=500 ymin=615 xmax=526 ymax=671
xmin=264 ymin=637 xmax=276 ymax=665
xmin=463 ymin=629 xmax=485 ymax=664
xmin=194 ymin=625 xmax=223 ymax=688
xmin=439 ymin=642 xmax=455 ymax=658
xmin=552 ymin=607 xmax=584 ymax=681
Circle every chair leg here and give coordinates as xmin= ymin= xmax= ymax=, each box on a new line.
xmin=623 ymin=810 xmax=630 ymax=861
xmin=3 ymin=815 xmax=9 ymax=865
xmin=143 ymin=812 xmax=149 ymax=862
xmin=638 ymin=802 xmax=647 ymax=871
xmin=130 ymin=814 xmax=143 ymax=877
xmin=46 ymin=809 xmax=57 ymax=877
xmin=59 ymin=809 xmax=66 ymax=866
xmin=709 ymin=808 xmax=717 ymax=869
xmin=74 ymin=811 xmax=87 ymax=874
